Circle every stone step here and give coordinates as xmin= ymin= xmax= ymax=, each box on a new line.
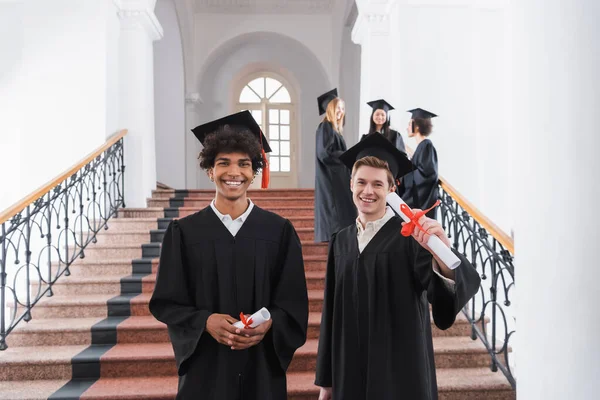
xmin=119 ymin=208 xmax=165 ymax=218
xmin=303 ymin=255 xmax=327 ymax=272
xmin=91 ymin=231 xmax=152 ymax=246
xmin=305 ymin=271 xmax=325 ymax=290
xmin=11 ymin=306 xmax=481 ymax=348
xmin=0 ymin=379 xmax=72 ymax=400
xmin=49 ymin=275 xmax=153 ymax=297
xmin=73 ymin=244 xmax=143 ymax=261
xmin=148 ymin=197 xmax=315 ymax=208
xmin=30 ymin=293 xmax=116 ymax=319
xmin=0 ymin=369 xmax=515 ymax=400
xmin=0 ymin=344 xmax=88 ymax=381
xmin=99 ymin=218 xmax=159 ymax=232
xmin=289 ymin=336 xmax=493 ymax=372
xmin=8 ymin=317 xmax=103 ymax=347
xmin=152 ymin=189 xmax=315 ymax=199
xmin=0 ymin=337 xmax=494 ymax=383
xmin=66 ymin=259 xmax=156 ymax=277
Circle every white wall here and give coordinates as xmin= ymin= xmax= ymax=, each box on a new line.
xmin=154 ymin=0 xmax=186 ymax=189
xmin=194 ymin=14 xmax=334 ymax=86
xmin=0 ymin=0 xmax=121 ymax=212
xmin=390 ymin=3 xmax=512 ymax=234
xmin=513 ymin=1 xmax=600 ymax=398
xmin=338 ymin=22 xmax=362 ymax=147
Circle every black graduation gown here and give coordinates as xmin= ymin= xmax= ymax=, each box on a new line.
xmin=149 ymin=206 xmax=309 ymax=400
xmin=360 ymin=129 xmax=406 ymax=154
xmin=314 ymin=120 xmax=356 ymax=242
xmin=314 ymin=217 xmax=480 ymax=400
xmin=400 ymin=138 xmax=439 ymax=219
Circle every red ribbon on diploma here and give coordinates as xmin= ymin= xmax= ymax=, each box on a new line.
xmin=239 ymin=312 xmax=254 ymax=329
xmin=399 ymin=200 xmax=441 ymax=237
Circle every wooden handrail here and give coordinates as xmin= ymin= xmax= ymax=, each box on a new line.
xmin=0 ymin=129 xmax=128 ymax=225
xmin=405 ymin=144 xmax=514 ymax=254
xmin=439 ymin=175 xmax=514 ymax=254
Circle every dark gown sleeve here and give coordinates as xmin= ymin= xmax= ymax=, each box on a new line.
xmin=413 ymin=140 xmax=438 ymax=185
xmin=148 ymin=221 xmax=212 ymax=376
xmin=266 ymin=220 xmax=309 ymax=372
xmin=410 ymin=239 xmax=481 ymax=330
xmin=316 ymin=121 xmax=343 ymax=165
xmin=393 ymin=130 xmax=407 ymax=153
xmin=314 ymin=233 xmax=336 ymax=387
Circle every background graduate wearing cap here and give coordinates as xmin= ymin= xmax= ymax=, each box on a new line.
xmin=314 ymin=88 xmax=356 ymax=243
xmin=400 ymin=108 xmax=440 ymax=219
xmin=361 ymin=99 xmax=406 ymax=154
xmin=149 ymin=111 xmax=309 ymax=400
xmin=314 ymin=134 xmax=480 ymax=400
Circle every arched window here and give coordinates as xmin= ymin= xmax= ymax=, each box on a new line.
xmin=237 ymin=75 xmax=296 ymax=184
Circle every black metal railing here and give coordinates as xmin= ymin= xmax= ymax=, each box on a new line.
xmin=438 ymin=185 xmax=516 ymax=389
xmin=0 ymin=134 xmax=126 ymax=350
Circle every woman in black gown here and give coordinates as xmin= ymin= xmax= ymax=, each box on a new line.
xmin=314 ymin=88 xmax=356 ymax=243
xmin=400 ymin=108 xmax=439 ymax=219
xmin=360 ymin=98 xmax=406 ymax=154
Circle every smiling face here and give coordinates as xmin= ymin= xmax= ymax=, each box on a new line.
xmin=335 ymin=100 xmax=345 ymax=121
xmin=208 ymin=152 xmax=254 ymax=202
xmin=351 ymin=165 xmax=395 ymax=219
xmin=372 ymin=109 xmax=387 ymax=127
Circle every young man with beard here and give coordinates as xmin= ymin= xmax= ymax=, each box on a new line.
xmin=149 ymin=111 xmax=309 ymax=400
xmin=315 ymin=134 xmax=480 ymax=400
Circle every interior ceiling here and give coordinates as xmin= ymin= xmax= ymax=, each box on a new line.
xmin=192 ymin=0 xmax=335 ymax=14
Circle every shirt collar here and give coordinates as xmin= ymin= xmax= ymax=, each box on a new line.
xmin=356 ymin=206 xmax=395 ymax=234
xmin=210 ymin=199 xmax=254 ymax=222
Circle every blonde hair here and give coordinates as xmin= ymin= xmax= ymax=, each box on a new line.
xmin=351 ymin=156 xmax=395 ymax=189
xmin=323 ymin=97 xmax=345 ymax=134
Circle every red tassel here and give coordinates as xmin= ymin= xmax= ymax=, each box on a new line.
xmin=261 ymin=149 xmax=270 ymax=189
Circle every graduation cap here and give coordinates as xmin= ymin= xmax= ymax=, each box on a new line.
xmin=407 ymin=108 xmax=437 ymax=119
xmin=339 ymin=132 xmax=413 ymax=179
xmin=317 ymin=88 xmax=338 ymax=116
xmin=191 ymin=110 xmax=272 ymax=188
xmin=367 ymin=99 xmax=395 ymax=113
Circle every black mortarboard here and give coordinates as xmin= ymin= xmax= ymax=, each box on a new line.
xmin=407 ymin=108 xmax=437 ymax=119
xmin=339 ymin=132 xmax=413 ymax=178
xmin=191 ymin=110 xmax=272 ymax=153
xmin=367 ymin=99 xmax=395 ymax=113
xmin=317 ymin=88 xmax=338 ymax=116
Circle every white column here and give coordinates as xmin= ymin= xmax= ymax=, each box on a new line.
xmin=116 ymin=0 xmax=163 ymax=207
xmin=513 ymin=1 xmax=600 ymax=398
xmin=351 ymin=0 xmax=399 ymax=141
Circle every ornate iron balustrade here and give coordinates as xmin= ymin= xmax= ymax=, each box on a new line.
xmin=0 ymin=131 xmax=127 ymax=350
xmin=438 ymin=183 xmax=516 ymax=389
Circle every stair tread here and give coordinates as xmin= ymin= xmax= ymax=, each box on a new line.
xmin=69 ymin=258 xmax=158 ymax=265
xmin=10 ymin=317 xmax=105 ymax=333
xmin=0 ymin=379 xmax=71 ymax=399
xmin=0 ymin=367 xmax=511 ymax=399
xmin=1 ymin=335 xmax=487 ymax=365
xmin=34 ymin=293 xmax=121 ymax=306
xmin=0 ymin=344 xmax=89 ymax=364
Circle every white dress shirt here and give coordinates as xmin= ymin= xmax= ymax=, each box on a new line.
xmin=356 ymin=206 xmax=456 ymax=288
xmin=210 ymin=199 xmax=254 ymax=237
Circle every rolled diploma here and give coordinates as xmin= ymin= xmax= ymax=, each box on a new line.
xmin=233 ymin=307 xmax=271 ymax=329
xmin=386 ymin=192 xmax=461 ymax=270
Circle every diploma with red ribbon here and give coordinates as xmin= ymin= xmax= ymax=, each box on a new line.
xmin=233 ymin=307 xmax=271 ymax=329
xmin=386 ymin=192 xmax=461 ymax=270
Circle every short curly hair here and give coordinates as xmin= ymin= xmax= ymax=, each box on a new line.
xmin=198 ymin=126 xmax=265 ymax=174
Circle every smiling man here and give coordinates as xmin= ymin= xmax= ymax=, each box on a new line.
xmin=314 ymin=134 xmax=480 ymax=400
xmin=149 ymin=111 xmax=309 ymax=400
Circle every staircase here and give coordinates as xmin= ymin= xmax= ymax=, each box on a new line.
xmin=0 ymin=189 xmax=515 ymax=399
